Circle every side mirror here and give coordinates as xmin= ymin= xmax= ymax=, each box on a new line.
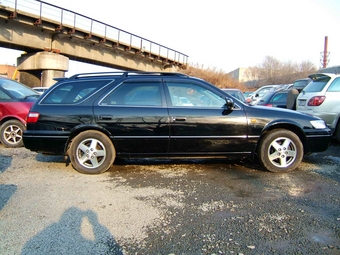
xmin=224 ymin=97 xmax=234 ymax=110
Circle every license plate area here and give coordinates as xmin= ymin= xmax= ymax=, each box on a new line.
xmin=298 ymin=100 xmax=306 ymax=106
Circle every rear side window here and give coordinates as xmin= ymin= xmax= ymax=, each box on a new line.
xmin=0 ymin=89 xmax=12 ymax=100
xmin=100 ymin=81 xmax=162 ymax=106
xmin=270 ymin=92 xmax=287 ymax=103
xmin=327 ymin=78 xmax=340 ymax=92
xmin=303 ymin=77 xmax=330 ymax=92
xmin=41 ymin=80 xmax=111 ymax=104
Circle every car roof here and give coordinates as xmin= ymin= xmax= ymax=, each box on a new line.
xmin=308 ymin=73 xmax=340 ymax=80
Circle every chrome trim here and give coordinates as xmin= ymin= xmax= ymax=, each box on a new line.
xmin=113 ymin=135 xmax=247 ymax=139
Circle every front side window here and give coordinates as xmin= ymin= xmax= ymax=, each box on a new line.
xmin=101 ymin=81 xmax=162 ymax=106
xmin=166 ymin=81 xmax=225 ymax=108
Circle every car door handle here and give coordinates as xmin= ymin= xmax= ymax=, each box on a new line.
xmin=100 ymin=115 xmax=113 ymax=120
xmin=172 ymin=117 xmax=187 ymax=121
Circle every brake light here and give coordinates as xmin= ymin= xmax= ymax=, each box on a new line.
xmin=264 ymin=104 xmax=273 ymax=107
xmin=26 ymin=112 xmax=40 ymax=123
xmin=307 ymin=96 xmax=325 ymax=106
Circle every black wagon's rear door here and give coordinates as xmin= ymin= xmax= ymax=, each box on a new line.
xmin=93 ymin=78 xmax=170 ymax=154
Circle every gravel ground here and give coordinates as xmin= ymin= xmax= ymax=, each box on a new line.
xmin=0 ymin=141 xmax=339 ymax=255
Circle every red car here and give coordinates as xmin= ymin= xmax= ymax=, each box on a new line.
xmin=0 ymin=77 xmax=40 ymax=148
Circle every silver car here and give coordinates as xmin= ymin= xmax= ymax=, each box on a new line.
xmin=248 ymin=85 xmax=281 ymax=105
xmin=296 ymin=73 xmax=340 ymax=141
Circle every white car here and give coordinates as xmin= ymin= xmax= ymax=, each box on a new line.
xmin=296 ymin=73 xmax=340 ymax=141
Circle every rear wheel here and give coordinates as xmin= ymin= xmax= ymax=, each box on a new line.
xmin=69 ymin=130 xmax=116 ymax=174
xmin=257 ymin=129 xmax=303 ymax=172
xmin=0 ymin=120 xmax=25 ymax=148
xmin=335 ymin=121 xmax=340 ymax=142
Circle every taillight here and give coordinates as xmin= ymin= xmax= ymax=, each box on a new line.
xmin=26 ymin=112 xmax=40 ymax=123
xmin=307 ymin=96 xmax=325 ymax=106
xmin=264 ymin=104 xmax=273 ymax=107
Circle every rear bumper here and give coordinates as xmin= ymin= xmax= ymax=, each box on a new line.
xmin=297 ymin=110 xmax=337 ymax=130
xmin=23 ymin=131 xmax=68 ymax=155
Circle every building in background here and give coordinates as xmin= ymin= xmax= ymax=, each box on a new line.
xmin=0 ymin=64 xmax=18 ymax=80
xmin=228 ymin=68 xmax=250 ymax=83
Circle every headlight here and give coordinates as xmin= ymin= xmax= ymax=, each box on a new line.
xmin=310 ymin=120 xmax=327 ymax=129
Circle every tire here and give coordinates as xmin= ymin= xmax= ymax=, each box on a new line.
xmin=68 ymin=130 xmax=116 ymax=174
xmin=335 ymin=122 xmax=340 ymax=142
xmin=286 ymin=89 xmax=299 ymax=110
xmin=257 ymin=129 xmax=303 ymax=173
xmin=0 ymin=120 xmax=25 ymax=148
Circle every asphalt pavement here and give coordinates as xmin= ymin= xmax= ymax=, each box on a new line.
xmin=0 ymin=142 xmax=339 ymax=255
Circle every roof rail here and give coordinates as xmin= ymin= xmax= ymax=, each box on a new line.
xmin=67 ymin=71 xmax=187 ymax=80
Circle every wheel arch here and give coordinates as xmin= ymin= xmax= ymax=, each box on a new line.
xmin=256 ymin=123 xmax=307 ymax=155
xmin=0 ymin=116 xmax=26 ymax=127
xmin=64 ymin=124 xmax=113 ymax=155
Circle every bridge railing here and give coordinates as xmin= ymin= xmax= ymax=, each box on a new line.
xmin=1 ymin=0 xmax=188 ymax=67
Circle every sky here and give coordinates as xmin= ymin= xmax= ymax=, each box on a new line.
xmin=1 ymin=0 xmax=340 ymax=76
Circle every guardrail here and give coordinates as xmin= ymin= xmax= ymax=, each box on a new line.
xmin=0 ymin=0 xmax=188 ymax=67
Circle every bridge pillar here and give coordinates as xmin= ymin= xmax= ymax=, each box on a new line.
xmin=17 ymin=52 xmax=69 ymax=87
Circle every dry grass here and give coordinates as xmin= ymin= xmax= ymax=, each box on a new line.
xmin=180 ymin=63 xmax=249 ymax=91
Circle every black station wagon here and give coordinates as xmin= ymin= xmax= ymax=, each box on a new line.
xmin=23 ymin=72 xmax=332 ymax=174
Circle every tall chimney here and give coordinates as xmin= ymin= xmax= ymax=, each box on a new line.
xmin=323 ymin=36 xmax=328 ymax=68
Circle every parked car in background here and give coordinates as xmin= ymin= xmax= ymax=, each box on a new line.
xmin=247 ymin=85 xmax=281 ymax=105
xmin=243 ymin=91 xmax=253 ymax=98
xmin=23 ymin=71 xmax=331 ymax=175
xmin=296 ymin=73 xmax=340 ymax=141
xmin=0 ymin=77 xmax=40 ymax=148
xmin=256 ymin=89 xmax=289 ymax=108
xmin=292 ymin=78 xmax=312 ymax=93
xmin=222 ymin=88 xmax=248 ymax=103
xmin=286 ymin=78 xmax=312 ymax=110
xmin=32 ymin=86 xmax=49 ymax=95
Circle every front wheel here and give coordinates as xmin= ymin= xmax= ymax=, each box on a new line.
xmin=69 ymin=130 xmax=116 ymax=174
xmin=0 ymin=120 xmax=25 ymax=148
xmin=257 ymin=129 xmax=303 ymax=173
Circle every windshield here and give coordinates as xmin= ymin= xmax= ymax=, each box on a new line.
xmin=0 ymin=79 xmax=39 ymax=99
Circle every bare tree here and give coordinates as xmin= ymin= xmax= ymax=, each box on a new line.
xmin=247 ymin=56 xmax=317 ymax=87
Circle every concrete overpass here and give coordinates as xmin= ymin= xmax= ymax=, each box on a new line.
xmin=0 ymin=0 xmax=188 ymax=87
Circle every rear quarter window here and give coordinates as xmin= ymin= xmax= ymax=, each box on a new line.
xmin=327 ymin=77 xmax=340 ymax=92
xmin=41 ymin=80 xmax=111 ymax=104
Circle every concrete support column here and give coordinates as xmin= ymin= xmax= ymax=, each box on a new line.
xmin=17 ymin=51 xmax=69 ymax=87
xmin=41 ymin=70 xmax=65 ymax=87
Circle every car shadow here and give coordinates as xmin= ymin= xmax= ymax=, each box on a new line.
xmin=0 ymin=151 xmax=17 ymax=210
xmin=0 ymin=153 xmax=12 ymax=173
xmin=0 ymin=184 xmax=17 ymax=210
xmin=21 ymin=207 xmax=123 ymax=255
xmin=35 ymin=153 xmax=64 ymax=163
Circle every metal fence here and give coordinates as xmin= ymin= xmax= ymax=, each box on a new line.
xmin=1 ymin=0 xmax=188 ymax=66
